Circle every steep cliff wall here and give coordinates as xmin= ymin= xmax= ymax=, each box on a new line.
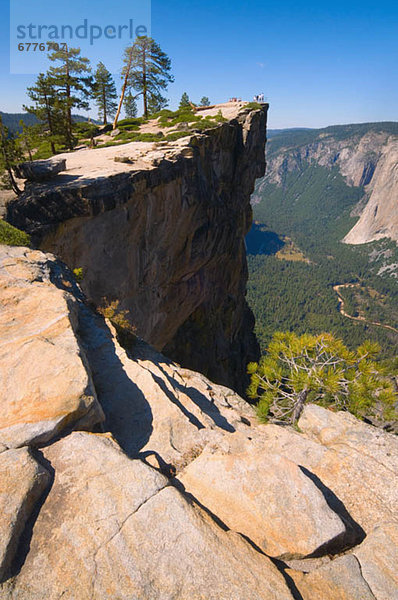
xmin=344 ymin=137 xmax=398 ymax=244
xmin=262 ymin=130 xmax=389 ymax=188
xmin=255 ymin=125 xmax=398 ymax=245
xmin=7 ymin=105 xmax=268 ymax=393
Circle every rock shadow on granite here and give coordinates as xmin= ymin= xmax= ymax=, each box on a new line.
xmin=74 ymin=308 xmax=154 ymax=460
xmin=299 ymin=466 xmax=366 ymax=555
xmin=5 ymin=449 xmax=54 ymax=583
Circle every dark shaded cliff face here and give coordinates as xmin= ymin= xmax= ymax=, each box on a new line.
xmin=7 ymin=105 xmax=268 ymax=394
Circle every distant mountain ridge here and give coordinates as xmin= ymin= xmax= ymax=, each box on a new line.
xmin=0 ymin=111 xmax=96 ymax=134
xmin=267 ymin=127 xmax=313 ymax=139
xmin=0 ymin=112 xmax=38 ymax=132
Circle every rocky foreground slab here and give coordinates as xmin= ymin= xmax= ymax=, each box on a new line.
xmin=0 ymin=245 xmax=397 ymax=599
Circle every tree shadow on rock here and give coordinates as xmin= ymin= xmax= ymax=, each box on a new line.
xmin=156 ymin=363 xmax=236 ymax=433
xmin=130 ymin=340 xmax=236 ymax=433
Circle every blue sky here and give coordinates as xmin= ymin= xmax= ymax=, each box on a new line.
xmin=1 ymin=0 xmax=397 ymax=128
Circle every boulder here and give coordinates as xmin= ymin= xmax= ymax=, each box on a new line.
xmin=291 ymin=554 xmax=376 ymax=600
xmin=0 ymin=448 xmax=50 ymax=581
xmin=13 ymin=158 xmax=66 ymax=182
xmin=1 ymin=432 xmax=294 ymax=600
xmin=0 ymin=246 xmax=104 ymax=448
xmin=258 ymin=405 xmax=398 ymax=533
xmin=179 ymin=432 xmax=348 ymax=559
xmin=353 ymin=522 xmax=398 ymax=600
xmin=299 ymin=403 xmax=398 ymax=476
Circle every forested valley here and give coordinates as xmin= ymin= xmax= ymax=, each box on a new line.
xmin=247 ymin=129 xmax=398 ymax=360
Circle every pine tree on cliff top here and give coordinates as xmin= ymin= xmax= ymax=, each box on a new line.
xmin=123 ymin=94 xmax=138 ymax=118
xmin=47 ymin=47 xmax=92 ymax=149
xmin=17 ymin=120 xmax=41 ymax=162
xmin=24 ymin=73 xmax=60 ymax=154
xmin=93 ymin=62 xmax=118 ymax=125
xmin=147 ymin=92 xmax=169 ymax=115
xmin=0 ymin=115 xmax=23 ymax=195
xmin=114 ymin=36 xmax=174 ymax=126
xmin=179 ymin=92 xmax=191 ymax=109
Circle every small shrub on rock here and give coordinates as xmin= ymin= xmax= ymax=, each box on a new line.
xmin=72 ymin=267 xmax=84 ymax=282
xmin=98 ymin=299 xmax=137 ymax=349
xmin=0 ymin=220 xmax=30 ymax=246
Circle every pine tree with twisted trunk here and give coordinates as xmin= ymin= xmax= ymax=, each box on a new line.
xmin=247 ymin=331 xmax=397 ymax=426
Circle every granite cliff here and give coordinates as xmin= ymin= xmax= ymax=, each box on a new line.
xmin=0 ymin=245 xmax=397 ymax=599
xmin=344 ymin=136 xmax=398 ymax=244
xmin=7 ymin=104 xmax=267 ymax=394
xmin=255 ymin=123 xmax=398 ymax=245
